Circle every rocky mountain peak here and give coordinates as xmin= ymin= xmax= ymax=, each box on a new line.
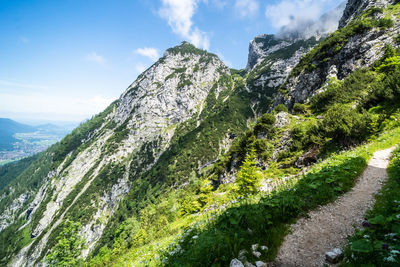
xmin=246 ymin=2 xmax=346 ymax=72
xmin=163 ymin=41 xmax=218 ymax=58
xmin=246 ymin=35 xmax=293 ymax=71
xmin=339 ymin=0 xmax=397 ymax=28
xmin=116 ymin=42 xmax=228 ymax=125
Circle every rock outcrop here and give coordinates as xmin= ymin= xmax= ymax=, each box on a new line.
xmin=274 ymin=3 xmax=400 ymax=109
xmin=339 ymin=0 xmax=397 ymax=28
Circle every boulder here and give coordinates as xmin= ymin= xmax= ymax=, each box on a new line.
xmin=325 ymin=248 xmax=343 ymax=264
xmin=255 ymin=261 xmax=267 ymax=267
xmin=230 ymin=258 xmax=244 ymax=267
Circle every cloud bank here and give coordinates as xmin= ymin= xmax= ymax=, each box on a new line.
xmin=159 ymin=0 xmax=210 ymax=50
xmin=265 ymin=0 xmax=346 ymax=40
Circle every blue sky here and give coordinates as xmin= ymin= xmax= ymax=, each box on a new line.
xmin=0 ymin=0 xmax=342 ymax=123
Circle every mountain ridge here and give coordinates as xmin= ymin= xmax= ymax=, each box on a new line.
xmin=1 ymin=0 xmax=400 ymax=266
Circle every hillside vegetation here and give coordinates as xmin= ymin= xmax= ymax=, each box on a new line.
xmin=1 ymin=1 xmax=400 ymax=266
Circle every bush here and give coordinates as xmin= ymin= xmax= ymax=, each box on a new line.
xmin=254 ymin=113 xmax=276 ymax=136
xmin=377 ymin=18 xmax=394 ymax=29
xmin=363 ymin=68 xmax=400 ymax=108
xmin=46 ymin=220 xmax=84 ymax=266
xmin=310 ymin=70 xmax=376 ymax=113
xmin=292 ymin=103 xmax=308 ymax=115
xmin=274 ymin=104 xmax=288 ymax=113
xmin=320 ymin=104 xmax=372 ymax=143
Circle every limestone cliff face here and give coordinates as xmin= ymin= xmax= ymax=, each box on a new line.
xmin=274 ymin=1 xmax=400 ymax=109
xmin=246 ymin=35 xmax=293 ymax=71
xmin=4 ymin=42 xmax=229 ymax=266
xmin=245 ymin=35 xmax=319 ymax=114
xmin=339 ymin=0 xmax=397 ymax=28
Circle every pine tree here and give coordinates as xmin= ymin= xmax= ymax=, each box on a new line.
xmin=236 ymin=149 xmax=263 ymax=196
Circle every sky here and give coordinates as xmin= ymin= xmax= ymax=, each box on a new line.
xmin=0 ymin=0 xmax=344 ymax=124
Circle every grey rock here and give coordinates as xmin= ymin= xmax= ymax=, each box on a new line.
xmin=251 ymin=244 xmax=259 ymax=252
xmin=274 ymin=10 xmax=400 ymax=110
xmin=325 ymin=248 xmax=344 ymax=264
xmin=252 ymin=251 xmax=262 ymax=258
xmin=274 ymin=112 xmax=290 ymax=128
xmin=255 ymin=261 xmax=267 ymax=267
xmin=230 ymin=258 xmax=245 ymax=267
xmin=246 ymin=35 xmax=293 ymax=71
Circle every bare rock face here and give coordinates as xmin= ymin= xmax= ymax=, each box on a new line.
xmin=339 ymin=0 xmax=397 ymax=28
xmin=246 ymin=35 xmax=293 ymax=71
xmin=274 ymin=14 xmax=400 ymax=110
xmin=245 ymin=36 xmax=319 ymax=114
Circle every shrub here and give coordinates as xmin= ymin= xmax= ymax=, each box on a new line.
xmin=46 ymin=220 xmax=84 ymax=266
xmin=363 ymin=68 xmax=400 ymax=108
xmin=254 ymin=113 xmax=276 ymax=136
xmin=274 ymin=104 xmax=288 ymax=113
xmin=292 ymin=103 xmax=308 ymax=115
xmin=320 ymin=104 xmax=372 ymax=143
xmin=377 ymin=18 xmax=394 ymax=29
xmin=310 ymin=70 xmax=376 ymax=113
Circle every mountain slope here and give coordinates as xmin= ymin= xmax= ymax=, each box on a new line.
xmin=1 ymin=0 xmax=400 ymax=266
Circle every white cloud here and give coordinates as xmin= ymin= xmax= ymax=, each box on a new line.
xmin=265 ymin=0 xmax=321 ymax=29
xmin=85 ymin=51 xmax=106 ymax=65
xmin=265 ymin=0 xmax=344 ymax=39
xmin=134 ymin=47 xmax=160 ymax=61
xmin=135 ymin=63 xmax=147 ymax=73
xmin=159 ymin=0 xmax=210 ymax=50
xmin=235 ymin=0 xmax=259 ymax=18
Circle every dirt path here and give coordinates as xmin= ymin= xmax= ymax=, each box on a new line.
xmin=273 ymin=147 xmax=395 ymax=267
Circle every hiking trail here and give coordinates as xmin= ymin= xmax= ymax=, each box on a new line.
xmin=274 ymin=147 xmax=395 ymax=267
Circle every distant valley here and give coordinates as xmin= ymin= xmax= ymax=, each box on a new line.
xmin=0 ymin=118 xmax=76 ymax=165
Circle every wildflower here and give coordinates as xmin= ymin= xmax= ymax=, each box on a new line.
xmin=384 ymin=255 xmax=396 ymax=262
